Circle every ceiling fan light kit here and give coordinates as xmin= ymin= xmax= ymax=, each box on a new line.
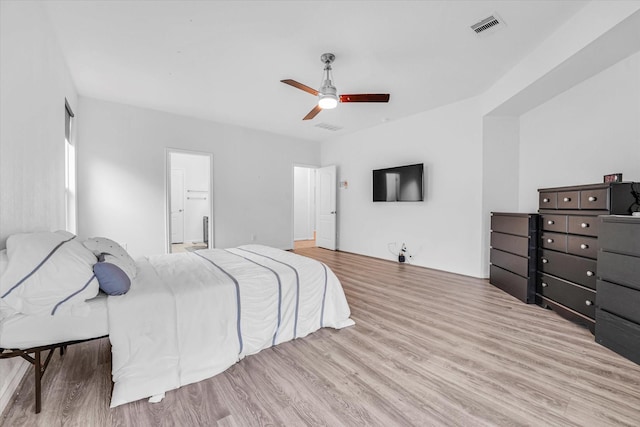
xmin=318 ymin=87 xmax=338 ymax=109
xmin=281 ymin=53 xmax=390 ymax=120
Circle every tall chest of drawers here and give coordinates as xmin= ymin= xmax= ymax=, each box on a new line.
xmin=537 ymin=182 xmax=636 ymax=331
xmin=595 ymin=215 xmax=640 ymax=365
xmin=489 ymin=213 xmax=538 ymax=303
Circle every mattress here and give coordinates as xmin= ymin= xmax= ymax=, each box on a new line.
xmin=0 ymin=293 xmax=109 ymax=349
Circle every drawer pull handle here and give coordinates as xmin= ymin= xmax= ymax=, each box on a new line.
xmin=580 ymin=244 xmax=589 ymax=249
xmin=586 ymin=270 xmax=594 ymax=277
xmin=563 ymin=197 xmax=571 ymax=202
xmin=585 ymin=300 xmax=593 ymax=306
xmin=543 ymin=198 xmax=550 ymax=203
xmin=547 ymin=238 xmax=554 ymax=243
xmin=547 ymin=220 xmax=554 ymax=225
xmin=542 ymin=258 xmax=548 ymax=264
xmin=541 ymin=282 xmax=548 ymax=288
xmin=581 ymin=223 xmax=589 ymax=228
xmin=588 ymin=196 xmax=597 ymax=202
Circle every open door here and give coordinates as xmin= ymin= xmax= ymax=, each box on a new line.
xmin=316 ymin=165 xmax=337 ymax=250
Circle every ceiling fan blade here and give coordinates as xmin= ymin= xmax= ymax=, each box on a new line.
xmin=339 ymin=94 xmax=390 ymax=103
xmin=303 ymin=105 xmax=322 ymax=120
xmin=281 ymin=79 xmax=319 ymax=96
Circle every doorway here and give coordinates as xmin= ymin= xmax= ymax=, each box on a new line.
xmin=166 ymin=149 xmax=214 ymax=253
xmin=293 ymin=166 xmax=317 ymax=249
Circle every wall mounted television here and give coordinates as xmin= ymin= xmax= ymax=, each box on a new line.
xmin=372 ymin=163 xmax=424 ymax=202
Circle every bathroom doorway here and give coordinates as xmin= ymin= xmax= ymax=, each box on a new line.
xmin=166 ymin=149 xmax=214 ymax=253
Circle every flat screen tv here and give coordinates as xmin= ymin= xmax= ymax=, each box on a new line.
xmin=373 ymin=163 xmax=424 ymax=202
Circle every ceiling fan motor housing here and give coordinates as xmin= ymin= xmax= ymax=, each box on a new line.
xmin=319 ymin=84 xmax=338 ymax=109
xmin=319 ymin=53 xmax=338 ymax=109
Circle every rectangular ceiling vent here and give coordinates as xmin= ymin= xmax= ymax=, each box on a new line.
xmin=315 ymin=123 xmax=343 ymax=132
xmin=470 ymin=14 xmax=506 ymax=36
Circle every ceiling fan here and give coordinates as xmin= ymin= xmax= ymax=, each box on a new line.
xmin=281 ymin=53 xmax=390 ymax=120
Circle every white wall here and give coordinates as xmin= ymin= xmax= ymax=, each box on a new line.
xmin=293 ymin=167 xmax=316 ymax=241
xmin=322 ymin=97 xmax=485 ymax=277
xmin=519 ymin=51 xmax=640 ymax=212
xmin=77 ymin=97 xmax=320 ymax=257
xmin=0 ymin=1 xmax=78 ymax=247
xmin=480 ymin=116 xmax=520 ymax=275
xmin=171 ymin=152 xmax=210 ymax=244
xmin=0 ymin=0 xmax=78 ymax=414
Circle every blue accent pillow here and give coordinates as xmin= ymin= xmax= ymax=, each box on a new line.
xmin=93 ymin=261 xmax=131 ymax=295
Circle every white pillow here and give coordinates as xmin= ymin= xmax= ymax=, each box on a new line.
xmin=0 ymin=231 xmax=99 ymax=316
xmin=83 ymin=237 xmax=137 ymax=279
xmin=0 ymin=249 xmax=7 ymax=276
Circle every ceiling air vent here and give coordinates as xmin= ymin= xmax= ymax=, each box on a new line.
xmin=470 ymin=14 xmax=506 ymax=36
xmin=315 ymin=123 xmax=343 ymax=132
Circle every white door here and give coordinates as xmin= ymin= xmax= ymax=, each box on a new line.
xmin=316 ymin=165 xmax=336 ymax=250
xmin=170 ymin=169 xmax=185 ymax=244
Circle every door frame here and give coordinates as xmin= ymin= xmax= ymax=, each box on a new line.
xmin=291 ymin=163 xmax=319 ymax=249
xmin=165 ymin=148 xmax=215 ymax=254
xmin=170 ymin=167 xmax=186 ymax=244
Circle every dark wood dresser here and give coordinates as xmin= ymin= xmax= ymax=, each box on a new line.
xmin=537 ymin=182 xmax=637 ymax=331
xmin=595 ymin=215 xmax=640 ymax=364
xmin=489 ymin=212 xmax=538 ymax=303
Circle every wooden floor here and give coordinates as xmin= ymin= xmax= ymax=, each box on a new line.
xmin=294 ymin=239 xmax=316 ymax=249
xmin=3 ymin=248 xmax=640 ymax=426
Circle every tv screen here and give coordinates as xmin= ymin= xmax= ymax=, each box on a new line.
xmin=373 ymin=163 xmax=424 ymax=202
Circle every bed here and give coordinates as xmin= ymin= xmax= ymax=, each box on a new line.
xmin=0 ymin=231 xmax=354 ymax=412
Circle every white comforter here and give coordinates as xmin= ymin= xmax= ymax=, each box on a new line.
xmin=107 ymin=245 xmax=354 ymax=407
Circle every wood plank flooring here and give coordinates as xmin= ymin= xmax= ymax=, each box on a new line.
xmin=2 ymin=248 xmax=640 ymax=426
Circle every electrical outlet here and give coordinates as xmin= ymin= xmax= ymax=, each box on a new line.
xmin=251 ymin=234 xmax=256 ymax=242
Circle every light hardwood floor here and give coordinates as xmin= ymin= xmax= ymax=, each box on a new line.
xmin=2 ymin=248 xmax=640 ymax=426
xmin=293 ymin=239 xmax=316 ymax=250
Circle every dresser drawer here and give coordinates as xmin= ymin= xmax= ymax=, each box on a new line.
xmin=491 ymin=232 xmax=531 ymax=257
xmin=490 ymin=214 xmax=534 ymax=237
xmin=598 ymin=251 xmax=640 ymax=290
xmin=490 ymin=249 xmax=529 ymax=277
xmin=595 ymin=309 xmax=640 ymax=365
xmin=539 ymin=249 xmax=597 ymax=289
xmin=541 ymin=214 xmax=567 ymax=233
xmin=490 ymin=265 xmax=532 ymax=303
xmin=539 ymin=192 xmax=557 ymax=210
xmin=541 ymin=232 xmax=567 ymax=252
xmin=567 ymin=215 xmax=599 ymax=237
xmin=557 ymin=191 xmax=579 ymax=209
xmin=538 ymin=273 xmax=595 ymax=319
xmin=597 ymin=280 xmax=640 ymax=324
xmin=567 ymin=235 xmax=598 ymax=259
xmin=599 ymin=218 xmax=640 ymax=256
xmin=580 ymin=188 xmax=608 ymax=210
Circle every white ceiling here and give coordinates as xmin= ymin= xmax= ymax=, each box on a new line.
xmin=43 ymin=1 xmax=588 ymax=142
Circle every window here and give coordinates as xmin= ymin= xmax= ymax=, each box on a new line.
xmin=65 ymin=99 xmax=76 ymax=234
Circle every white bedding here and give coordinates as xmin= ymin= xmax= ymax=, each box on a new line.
xmin=108 ymin=245 xmax=354 ymax=407
xmin=0 ymin=293 xmax=108 ymax=349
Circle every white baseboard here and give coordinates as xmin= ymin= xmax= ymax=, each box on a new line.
xmin=0 ymin=358 xmax=29 ymax=416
